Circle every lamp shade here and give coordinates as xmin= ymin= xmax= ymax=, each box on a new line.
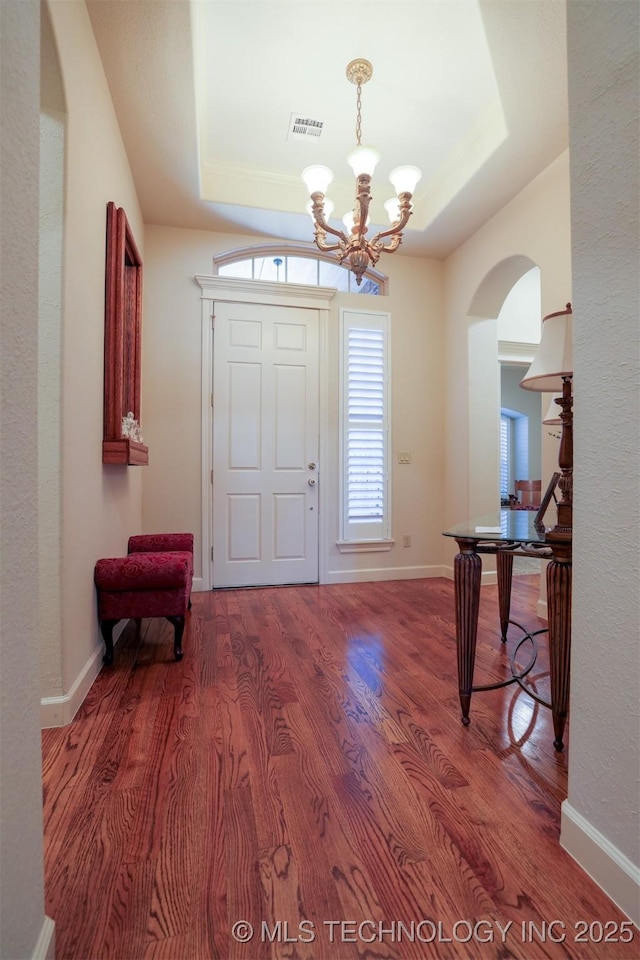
xmin=302 ymin=165 xmax=334 ymax=195
xmin=520 ymin=303 xmax=573 ymax=392
xmin=346 ymin=145 xmax=381 ymax=177
xmin=384 ymin=198 xmax=400 ymax=223
xmin=389 ymin=165 xmax=422 ymax=196
xmin=543 ymin=393 xmax=562 ymax=425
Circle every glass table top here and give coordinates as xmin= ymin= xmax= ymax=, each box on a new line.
xmin=442 ymin=509 xmax=549 ymax=545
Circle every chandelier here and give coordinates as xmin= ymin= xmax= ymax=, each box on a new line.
xmin=302 ymin=59 xmax=422 ymax=286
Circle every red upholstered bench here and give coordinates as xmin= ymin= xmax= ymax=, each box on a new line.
xmin=94 ymin=533 xmax=194 ymax=665
xmin=128 ymin=533 xmax=194 ymax=557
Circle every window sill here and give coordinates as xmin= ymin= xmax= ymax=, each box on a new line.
xmin=336 ymin=539 xmax=395 ymax=554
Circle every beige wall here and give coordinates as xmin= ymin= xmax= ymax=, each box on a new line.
xmin=42 ymin=0 xmax=145 ymax=716
xmin=497 ymin=267 xmax=541 ymax=344
xmin=443 ymin=152 xmax=572 ymax=543
xmin=562 ymin=0 xmax=639 ymax=921
xmin=142 ymin=226 xmax=445 ymax=585
xmin=0 ymin=3 xmax=52 ymax=957
xmin=141 ymin=226 xmax=221 ymax=581
xmin=39 ymin=104 xmax=65 ymax=698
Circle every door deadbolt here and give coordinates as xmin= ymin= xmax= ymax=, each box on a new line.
xmin=308 ymin=461 xmax=317 ymax=470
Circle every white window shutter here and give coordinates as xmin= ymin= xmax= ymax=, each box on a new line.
xmin=340 ymin=310 xmax=390 ymax=541
xmin=500 ymin=415 xmax=509 ymax=500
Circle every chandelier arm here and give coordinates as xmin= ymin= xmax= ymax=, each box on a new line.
xmin=309 ymin=193 xmax=348 ymax=243
xmin=370 ymin=194 xmax=414 ymax=245
xmin=317 ymin=220 xmax=348 ymax=242
xmin=313 ymin=235 xmax=345 ymax=254
xmin=371 ymin=234 xmax=403 ymax=255
xmin=370 ymin=218 xmax=410 ymax=246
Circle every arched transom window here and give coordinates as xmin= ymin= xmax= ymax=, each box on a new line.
xmin=213 ymin=244 xmax=387 ymax=295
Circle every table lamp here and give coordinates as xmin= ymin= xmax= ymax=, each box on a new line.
xmin=520 ymin=303 xmax=573 ymax=541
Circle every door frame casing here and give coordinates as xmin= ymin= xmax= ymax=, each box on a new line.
xmin=195 ymin=275 xmax=335 ymax=591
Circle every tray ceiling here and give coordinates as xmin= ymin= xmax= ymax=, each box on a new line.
xmin=87 ymin=0 xmax=569 ymax=258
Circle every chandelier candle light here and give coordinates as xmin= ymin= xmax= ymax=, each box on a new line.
xmin=302 ymin=59 xmax=422 ymax=285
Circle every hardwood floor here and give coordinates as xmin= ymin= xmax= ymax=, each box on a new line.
xmin=42 ymin=576 xmax=637 ymax=959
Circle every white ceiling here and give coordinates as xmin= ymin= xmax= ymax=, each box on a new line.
xmin=86 ymin=0 xmax=569 ymax=259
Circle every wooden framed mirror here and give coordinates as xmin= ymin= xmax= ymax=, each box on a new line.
xmin=102 ymin=202 xmax=148 ymax=465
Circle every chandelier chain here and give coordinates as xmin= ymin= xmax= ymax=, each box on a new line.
xmin=355 ymin=83 xmax=363 ymax=146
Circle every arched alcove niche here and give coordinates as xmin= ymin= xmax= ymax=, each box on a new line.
xmin=466 ymin=255 xmax=539 ymax=520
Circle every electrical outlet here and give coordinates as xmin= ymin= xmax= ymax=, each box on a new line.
xmin=398 ymin=451 xmax=411 ymax=464
xmin=402 ymin=535 xmax=411 ymax=547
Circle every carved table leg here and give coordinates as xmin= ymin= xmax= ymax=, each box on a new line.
xmin=497 ymin=551 xmax=513 ymax=643
xmin=454 ymin=538 xmax=482 ymax=725
xmin=546 ymin=549 xmax=572 ymax=750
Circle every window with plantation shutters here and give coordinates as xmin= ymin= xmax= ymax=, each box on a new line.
xmin=340 ymin=310 xmax=391 ymax=544
xmin=500 ymin=414 xmax=510 ymax=500
xmin=500 ymin=408 xmax=530 ymax=503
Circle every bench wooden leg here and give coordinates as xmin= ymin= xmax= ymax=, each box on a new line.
xmin=100 ymin=619 xmax=119 ymax=666
xmin=167 ymin=615 xmax=185 ymax=661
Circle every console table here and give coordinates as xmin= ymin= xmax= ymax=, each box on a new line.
xmin=443 ymin=509 xmax=572 ymax=751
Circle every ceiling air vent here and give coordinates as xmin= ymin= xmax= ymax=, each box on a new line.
xmin=287 ymin=113 xmax=324 ymax=142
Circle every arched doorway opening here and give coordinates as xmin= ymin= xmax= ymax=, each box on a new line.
xmin=466 ymin=255 xmax=541 ymax=519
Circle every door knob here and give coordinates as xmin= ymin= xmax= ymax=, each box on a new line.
xmin=308 ymin=478 xmax=316 ymax=486
xmin=308 ymin=461 xmax=317 ymax=470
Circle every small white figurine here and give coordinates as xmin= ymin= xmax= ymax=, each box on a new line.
xmin=121 ymin=411 xmax=136 ymax=438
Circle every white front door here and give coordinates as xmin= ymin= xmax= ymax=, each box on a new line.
xmin=212 ymin=300 xmax=319 ymax=587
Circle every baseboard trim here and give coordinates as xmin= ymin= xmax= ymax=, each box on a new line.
xmin=324 ymin=564 xmax=448 ymax=584
xmin=191 ymin=576 xmax=205 ymax=592
xmin=31 ymin=915 xmax=55 ymax=960
xmin=561 ymin=801 xmax=640 ymax=926
xmin=443 ymin=567 xmax=545 ymax=609
xmin=40 ymin=621 xmax=128 ymax=728
xmin=441 ymin=564 xmax=497 ymax=586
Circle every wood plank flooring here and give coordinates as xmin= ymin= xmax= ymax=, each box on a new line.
xmin=42 ymin=576 xmax=637 ymax=959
